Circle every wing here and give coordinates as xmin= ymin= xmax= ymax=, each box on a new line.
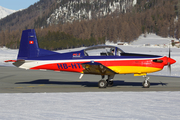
xmin=81 ymin=62 xmax=116 ymax=75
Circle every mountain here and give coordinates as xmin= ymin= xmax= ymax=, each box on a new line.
xmin=0 ymin=6 xmax=16 ymax=20
xmin=47 ymin=0 xmax=137 ymax=25
xmin=0 ymin=0 xmax=179 ymax=50
xmin=0 ymin=0 xmax=137 ymax=31
xmin=0 ymin=0 xmax=57 ymax=31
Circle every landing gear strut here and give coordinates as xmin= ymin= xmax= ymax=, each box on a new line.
xmin=142 ymin=76 xmax=150 ymax=88
xmin=106 ymin=79 xmax=113 ymax=87
xmin=98 ymin=75 xmax=114 ymax=88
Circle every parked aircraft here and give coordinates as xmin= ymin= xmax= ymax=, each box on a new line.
xmin=5 ymin=29 xmax=176 ymax=88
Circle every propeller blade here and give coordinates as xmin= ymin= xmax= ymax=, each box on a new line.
xmin=169 ymin=45 xmax=171 ymax=58
xmin=168 ymin=43 xmax=171 ymax=74
xmin=168 ymin=62 xmax=171 ymax=74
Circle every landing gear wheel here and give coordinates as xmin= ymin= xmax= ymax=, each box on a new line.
xmin=98 ymin=80 xmax=107 ymax=88
xmin=106 ymin=79 xmax=113 ymax=87
xmin=142 ymin=80 xmax=150 ymax=88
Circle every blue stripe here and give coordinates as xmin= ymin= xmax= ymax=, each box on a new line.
xmin=25 ymin=50 xmax=162 ymax=60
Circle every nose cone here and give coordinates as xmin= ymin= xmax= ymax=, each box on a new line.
xmin=168 ymin=58 xmax=176 ymax=65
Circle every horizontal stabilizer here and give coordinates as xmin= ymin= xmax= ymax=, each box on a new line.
xmin=4 ymin=60 xmax=17 ymax=62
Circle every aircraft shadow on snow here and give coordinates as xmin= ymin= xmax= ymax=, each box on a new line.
xmin=15 ymin=79 xmax=168 ymax=87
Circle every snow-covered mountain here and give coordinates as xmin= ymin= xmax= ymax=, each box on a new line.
xmin=47 ymin=0 xmax=137 ymax=25
xmin=0 ymin=6 xmax=16 ymax=20
xmin=0 ymin=0 xmax=137 ymax=31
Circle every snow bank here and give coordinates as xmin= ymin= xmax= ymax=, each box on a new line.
xmin=0 ymin=47 xmax=18 ymax=66
xmin=131 ymin=33 xmax=172 ymax=46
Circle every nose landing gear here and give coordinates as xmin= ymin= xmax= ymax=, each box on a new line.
xmin=142 ymin=76 xmax=150 ymax=88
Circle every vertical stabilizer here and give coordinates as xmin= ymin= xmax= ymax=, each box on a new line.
xmin=18 ymin=29 xmax=39 ymax=59
xmin=17 ymin=29 xmax=56 ymax=60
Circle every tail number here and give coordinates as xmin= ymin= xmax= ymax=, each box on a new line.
xmin=57 ymin=63 xmax=81 ymax=69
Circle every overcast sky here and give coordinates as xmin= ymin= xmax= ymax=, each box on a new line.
xmin=0 ymin=0 xmax=40 ymax=10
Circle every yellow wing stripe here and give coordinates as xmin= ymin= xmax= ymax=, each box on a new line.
xmin=108 ymin=66 xmax=162 ymax=75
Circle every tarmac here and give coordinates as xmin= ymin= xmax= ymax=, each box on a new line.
xmin=0 ymin=66 xmax=180 ymax=93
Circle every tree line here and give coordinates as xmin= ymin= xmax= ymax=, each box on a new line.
xmin=37 ymin=31 xmax=105 ymax=50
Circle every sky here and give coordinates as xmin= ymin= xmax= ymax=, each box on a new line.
xmin=0 ymin=0 xmax=40 ymax=10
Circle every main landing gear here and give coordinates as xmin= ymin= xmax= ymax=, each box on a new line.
xmin=142 ymin=76 xmax=150 ymax=88
xmin=98 ymin=75 xmax=114 ymax=88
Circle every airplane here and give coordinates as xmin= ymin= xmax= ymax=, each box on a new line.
xmin=5 ymin=29 xmax=176 ymax=88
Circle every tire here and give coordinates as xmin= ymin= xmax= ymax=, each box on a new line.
xmin=142 ymin=81 xmax=150 ymax=88
xmin=98 ymin=80 xmax=107 ymax=88
xmin=106 ymin=80 xmax=113 ymax=87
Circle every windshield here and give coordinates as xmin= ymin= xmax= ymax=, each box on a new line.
xmin=84 ymin=46 xmax=124 ymax=56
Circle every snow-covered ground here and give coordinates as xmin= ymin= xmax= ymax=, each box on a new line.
xmin=130 ymin=33 xmax=172 ymax=46
xmin=0 ymin=47 xmax=18 ymax=66
xmin=0 ymin=92 xmax=179 ymax=120
xmin=0 ymin=33 xmax=180 ymax=120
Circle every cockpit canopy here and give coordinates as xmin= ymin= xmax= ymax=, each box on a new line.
xmin=84 ymin=45 xmax=124 ymax=56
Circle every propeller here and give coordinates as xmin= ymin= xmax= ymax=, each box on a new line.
xmin=169 ymin=45 xmax=171 ymax=58
xmin=168 ymin=61 xmax=171 ymax=74
xmin=168 ymin=43 xmax=171 ymax=74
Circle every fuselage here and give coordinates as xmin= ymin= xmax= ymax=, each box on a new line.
xmin=15 ymin=49 xmax=175 ymax=76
